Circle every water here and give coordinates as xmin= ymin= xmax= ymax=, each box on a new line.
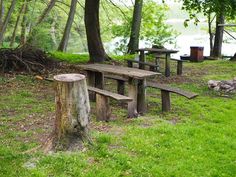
xmin=165 ymin=19 xmax=236 ymax=58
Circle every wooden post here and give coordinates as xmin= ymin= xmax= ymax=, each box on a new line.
xmin=117 ymin=80 xmax=125 ymax=95
xmin=177 ymin=61 xmax=183 ymax=75
xmin=139 ymin=51 xmax=145 ymax=70
xmin=149 ymin=65 xmax=156 ymax=72
xmin=155 ymin=55 xmax=160 ymax=72
xmin=161 ymin=90 xmax=171 ymax=112
xmin=137 ymin=79 xmax=146 ymax=114
xmin=96 ymin=94 xmax=111 ymax=121
xmin=53 ymin=74 xmax=90 ymax=150
xmin=165 ymin=54 xmax=171 ymax=77
xmin=128 ymin=78 xmax=138 ymax=118
xmin=87 ymin=71 xmax=104 ymax=101
xmin=127 ymin=60 xmax=133 ymax=68
xmin=95 ymin=71 xmax=104 ymax=89
xmin=87 ymin=71 xmax=95 ymax=101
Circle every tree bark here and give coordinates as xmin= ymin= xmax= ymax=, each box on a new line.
xmin=10 ymin=2 xmax=26 ymax=47
xmin=0 ymin=0 xmax=4 ymax=30
xmin=212 ymin=13 xmax=225 ymax=58
xmin=20 ymin=0 xmax=29 ymax=45
xmin=51 ymin=74 xmax=90 ymax=151
xmin=50 ymin=15 xmax=58 ymax=47
xmin=36 ymin=0 xmax=57 ymax=26
xmin=58 ymin=0 xmax=77 ymax=52
xmin=84 ymin=0 xmax=108 ymax=62
xmin=207 ymin=13 xmax=215 ymax=56
xmin=0 ymin=0 xmax=17 ymax=45
xmin=127 ymin=0 xmax=143 ymax=54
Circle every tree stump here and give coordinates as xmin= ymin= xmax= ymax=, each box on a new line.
xmin=49 ymin=74 xmax=90 ymax=151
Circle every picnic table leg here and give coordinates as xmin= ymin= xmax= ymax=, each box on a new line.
xmin=177 ymin=61 xmax=183 ymax=75
xmin=87 ymin=71 xmax=95 ymax=101
xmin=117 ymin=80 xmax=125 ymax=95
xmin=95 ymin=72 xmax=104 ymax=89
xmin=161 ymin=90 xmax=171 ymax=112
xmin=128 ymin=78 xmax=138 ymax=118
xmin=87 ymin=71 xmax=104 ymax=101
xmin=139 ymin=51 xmax=145 ymax=70
xmin=137 ymin=79 xmax=146 ymax=114
xmin=155 ymin=56 xmax=160 ymax=72
xmin=165 ymin=54 xmax=171 ymax=77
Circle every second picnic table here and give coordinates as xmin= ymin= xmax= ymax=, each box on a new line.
xmin=136 ymin=48 xmax=179 ymax=77
xmin=78 ymin=63 xmax=159 ymax=118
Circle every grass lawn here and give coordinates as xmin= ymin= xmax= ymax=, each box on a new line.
xmin=0 ymin=59 xmax=236 ymax=177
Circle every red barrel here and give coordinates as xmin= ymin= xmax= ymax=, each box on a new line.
xmin=190 ymin=47 xmax=204 ymax=62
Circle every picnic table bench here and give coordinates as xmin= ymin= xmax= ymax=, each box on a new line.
xmin=146 ymin=82 xmax=198 ymax=112
xmin=135 ymin=48 xmax=179 ymax=77
xmin=88 ymin=86 xmax=132 ymax=121
xmin=78 ymin=64 xmax=159 ymax=118
xmin=104 ymin=75 xmax=198 ymax=112
xmin=127 ymin=58 xmax=187 ymax=75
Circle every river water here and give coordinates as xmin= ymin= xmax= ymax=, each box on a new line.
xmin=165 ymin=19 xmax=236 ymax=58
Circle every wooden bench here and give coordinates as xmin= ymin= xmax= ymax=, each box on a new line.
xmin=146 ymin=82 xmax=198 ymax=112
xmin=170 ymin=58 xmax=187 ymax=75
xmin=154 ymin=55 xmax=187 ymax=75
xmin=127 ymin=59 xmax=160 ymax=72
xmin=88 ymin=86 xmax=132 ymax=121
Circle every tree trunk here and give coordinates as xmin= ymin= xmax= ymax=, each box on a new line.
xmin=10 ymin=2 xmax=26 ymax=47
xmin=50 ymin=15 xmax=58 ymax=47
xmin=51 ymin=74 xmax=90 ymax=151
xmin=58 ymin=0 xmax=77 ymax=52
xmin=127 ymin=0 xmax=143 ymax=54
xmin=212 ymin=13 xmax=225 ymax=58
xmin=207 ymin=13 xmax=215 ymax=56
xmin=20 ymin=0 xmax=29 ymax=45
xmin=0 ymin=0 xmax=17 ymax=45
xmin=0 ymin=0 xmax=4 ymax=30
xmin=84 ymin=0 xmax=108 ymax=62
xmin=36 ymin=0 xmax=56 ymax=26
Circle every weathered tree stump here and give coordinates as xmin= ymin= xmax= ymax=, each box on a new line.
xmin=48 ymin=74 xmax=90 ymax=151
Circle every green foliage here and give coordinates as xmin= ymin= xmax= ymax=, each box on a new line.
xmin=182 ymin=0 xmax=236 ymax=20
xmin=28 ymin=24 xmax=55 ymax=51
xmin=111 ymin=0 xmax=177 ymax=54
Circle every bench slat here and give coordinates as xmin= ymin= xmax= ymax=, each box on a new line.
xmin=146 ymin=82 xmax=198 ymax=99
xmin=88 ymin=86 xmax=132 ymax=102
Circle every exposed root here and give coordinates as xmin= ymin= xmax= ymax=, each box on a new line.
xmin=0 ymin=44 xmax=59 ymax=74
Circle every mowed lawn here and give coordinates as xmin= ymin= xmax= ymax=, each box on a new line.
xmin=0 ymin=60 xmax=236 ymax=177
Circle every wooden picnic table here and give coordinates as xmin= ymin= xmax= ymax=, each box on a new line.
xmin=136 ymin=48 xmax=179 ymax=77
xmin=78 ymin=63 xmax=159 ymax=118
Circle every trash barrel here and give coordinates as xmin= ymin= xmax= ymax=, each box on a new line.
xmin=190 ymin=46 xmax=204 ymax=62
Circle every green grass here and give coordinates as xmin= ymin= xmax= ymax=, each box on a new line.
xmin=50 ymin=51 xmax=135 ymax=64
xmin=1 ymin=60 xmax=236 ymax=176
xmin=49 ymin=51 xmax=89 ymax=63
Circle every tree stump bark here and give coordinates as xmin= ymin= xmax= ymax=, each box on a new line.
xmin=49 ymin=74 xmax=90 ymax=151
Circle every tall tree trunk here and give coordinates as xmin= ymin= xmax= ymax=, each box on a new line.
xmin=85 ymin=0 xmax=108 ymax=62
xmin=58 ymin=0 xmax=77 ymax=52
xmin=50 ymin=16 xmax=57 ymax=48
xmin=0 ymin=0 xmax=4 ymax=30
xmin=20 ymin=0 xmax=29 ymax=45
xmin=0 ymin=0 xmax=17 ymax=45
xmin=127 ymin=0 xmax=143 ymax=54
xmin=207 ymin=13 xmax=215 ymax=56
xmin=10 ymin=2 xmax=26 ymax=47
xmin=36 ymin=0 xmax=57 ymax=26
xmin=212 ymin=13 xmax=225 ymax=58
